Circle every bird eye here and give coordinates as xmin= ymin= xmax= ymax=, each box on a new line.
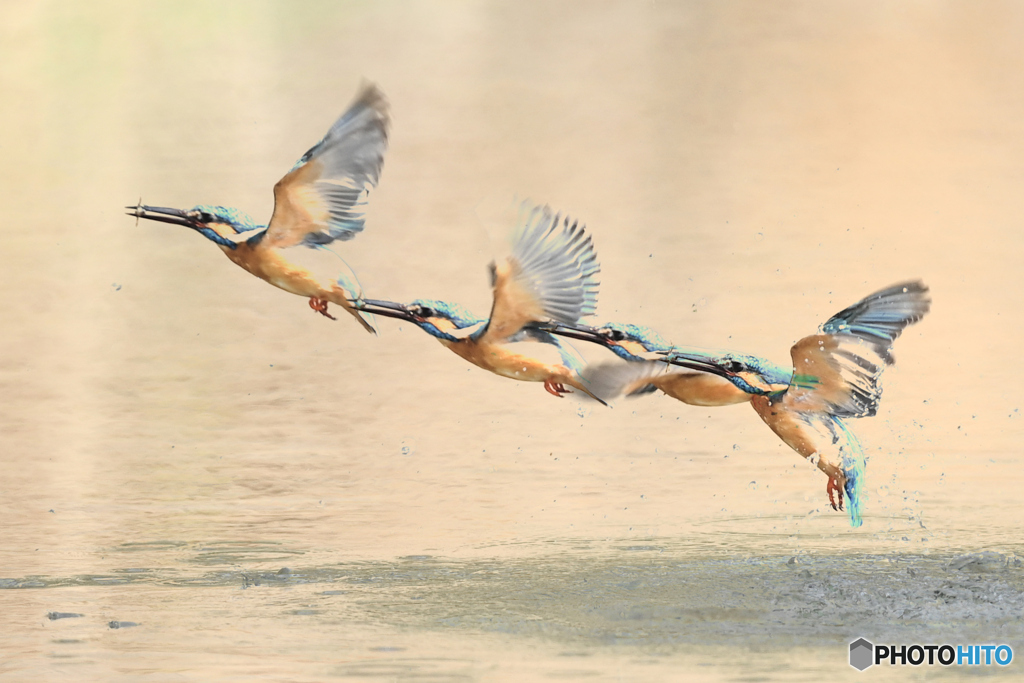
xmin=723 ymin=360 xmax=745 ymax=373
xmin=602 ymin=328 xmax=626 ymax=342
xmin=412 ymin=306 xmax=433 ymax=318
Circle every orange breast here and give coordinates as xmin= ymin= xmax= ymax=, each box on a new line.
xmin=447 ymin=340 xmax=563 ymax=383
xmin=654 ymin=373 xmax=751 ymax=407
xmin=218 ymin=242 xmax=324 ymax=299
xmin=750 ymin=395 xmax=820 ymax=459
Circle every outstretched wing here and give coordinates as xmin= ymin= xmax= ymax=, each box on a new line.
xmin=264 ymin=84 xmax=390 ymax=249
xmin=480 ymin=204 xmax=600 ymax=342
xmin=818 ymin=280 xmax=931 ymax=363
xmin=785 ymin=280 xmax=931 ymax=418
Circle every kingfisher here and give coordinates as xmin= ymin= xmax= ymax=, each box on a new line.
xmin=353 ymin=204 xmax=606 ymax=403
xmin=544 ymin=281 xmax=931 ymax=517
xmin=128 ymin=83 xmax=390 ymax=333
xmin=549 ymin=322 xmax=753 ymax=407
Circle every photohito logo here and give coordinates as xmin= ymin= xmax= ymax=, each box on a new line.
xmin=849 ymin=638 xmax=1013 ymax=670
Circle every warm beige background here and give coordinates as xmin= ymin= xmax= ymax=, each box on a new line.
xmin=1 ymin=1 xmax=1022 ymax=681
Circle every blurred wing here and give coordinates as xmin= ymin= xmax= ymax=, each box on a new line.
xmin=581 ymin=360 xmax=677 ymax=403
xmin=264 ymin=84 xmax=390 ymax=249
xmin=784 ymin=280 xmax=931 ymax=418
xmin=481 ymin=205 xmax=600 ymax=342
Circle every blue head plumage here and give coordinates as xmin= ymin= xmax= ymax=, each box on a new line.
xmin=594 ymin=322 xmax=673 ymax=361
xmin=179 ymin=205 xmax=264 ymax=249
xmin=711 ymin=352 xmax=794 ymax=395
xmin=407 ymin=298 xmax=485 ymax=342
xmin=131 ymin=203 xmax=265 ymax=250
xmin=189 ymin=205 xmax=262 ymax=233
xmin=662 ymin=347 xmax=794 ymax=396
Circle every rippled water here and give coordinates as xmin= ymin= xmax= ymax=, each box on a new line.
xmin=7 ymin=547 xmax=1024 ymax=680
xmin=3 ymin=1 xmax=1023 ymax=680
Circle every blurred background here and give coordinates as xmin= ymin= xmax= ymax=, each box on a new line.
xmin=1 ymin=1 xmax=1022 ymax=680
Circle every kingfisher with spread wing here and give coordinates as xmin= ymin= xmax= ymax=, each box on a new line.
xmin=545 ymin=281 xmax=931 ymax=517
xmin=128 ymin=84 xmax=390 ymax=333
xmin=354 ymin=204 xmax=605 ymax=403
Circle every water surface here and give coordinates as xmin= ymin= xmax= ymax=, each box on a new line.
xmin=2 ymin=1 xmax=1023 ymax=680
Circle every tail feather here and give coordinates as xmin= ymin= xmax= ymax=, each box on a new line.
xmin=832 ymin=417 xmax=865 ymax=528
xmin=349 ymin=306 xmax=377 ymax=334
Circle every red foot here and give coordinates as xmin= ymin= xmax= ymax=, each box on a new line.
xmin=308 ymin=297 xmax=336 ymax=320
xmin=543 ymin=379 xmax=571 ymax=398
xmin=827 ymin=475 xmax=845 ymax=512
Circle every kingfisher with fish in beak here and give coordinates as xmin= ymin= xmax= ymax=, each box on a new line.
xmin=354 ymin=203 xmax=606 ymax=403
xmin=128 ymin=83 xmax=390 ymax=333
xmin=544 ymin=281 xmax=931 ymax=520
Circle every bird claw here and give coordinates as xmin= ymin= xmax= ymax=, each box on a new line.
xmin=827 ymin=475 xmax=845 ymax=511
xmin=543 ymin=380 xmax=571 ymax=398
xmin=308 ymin=297 xmax=337 ymax=320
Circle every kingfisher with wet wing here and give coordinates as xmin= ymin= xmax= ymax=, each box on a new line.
xmin=549 ymin=322 xmax=753 ymax=407
xmin=546 ymin=282 xmax=931 ymax=517
xmin=354 ymin=204 xmax=606 ymax=403
xmin=128 ymin=84 xmax=390 ymax=333
xmin=664 ymin=281 xmax=930 ymax=514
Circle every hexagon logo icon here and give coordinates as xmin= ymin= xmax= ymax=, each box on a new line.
xmin=850 ymin=638 xmax=874 ymax=671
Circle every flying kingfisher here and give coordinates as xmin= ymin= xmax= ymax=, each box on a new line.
xmin=353 ymin=204 xmax=606 ymax=403
xmin=128 ymin=83 xmax=390 ymax=333
xmin=544 ymin=281 xmax=931 ymax=516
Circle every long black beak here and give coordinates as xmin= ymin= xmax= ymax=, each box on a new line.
xmin=656 ymin=349 xmax=732 ymax=378
xmin=349 ymin=298 xmax=419 ymax=323
xmin=535 ymin=322 xmax=611 ymax=346
xmin=126 ymin=204 xmax=197 ymax=228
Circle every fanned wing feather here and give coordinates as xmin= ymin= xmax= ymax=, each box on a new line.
xmin=818 ymin=280 xmax=931 ymax=363
xmin=784 ymin=281 xmax=931 ymax=418
xmin=264 ymin=84 xmax=390 ymax=249
xmin=482 ymin=205 xmax=600 ymax=342
xmin=786 ymin=334 xmax=885 ymax=418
